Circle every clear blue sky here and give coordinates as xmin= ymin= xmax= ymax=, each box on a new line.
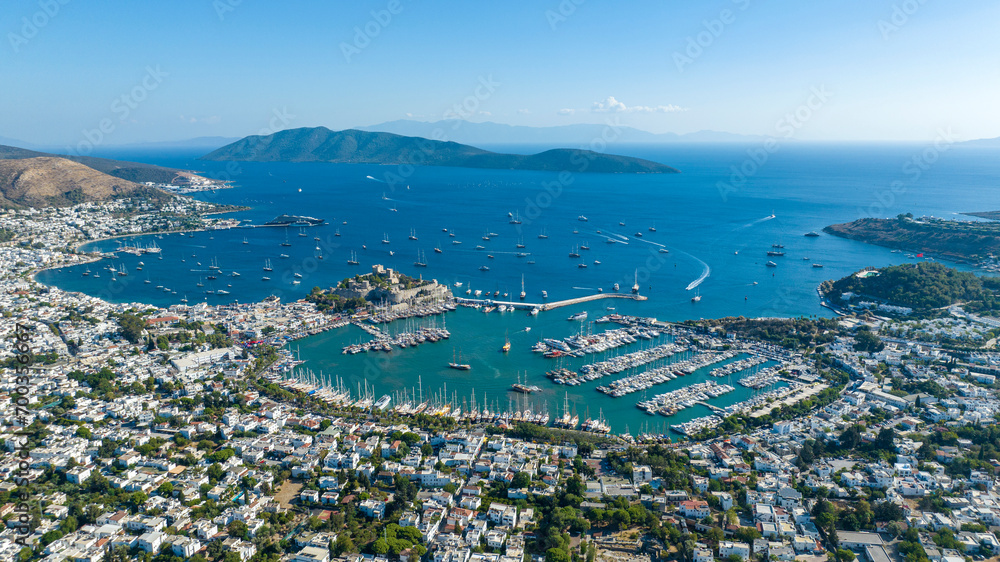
xmin=2 ymin=0 xmax=998 ymax=145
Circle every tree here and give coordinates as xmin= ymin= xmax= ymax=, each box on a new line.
xmin=546 ymin=548 xmax=571 ymax=562
xmin=76 ymin=426 xmax=92 ymax=439
xmin=207 ymin=540 xmax=224 ymax=560
xmin=227 ymin=520 xmax=248 ymax=538
xmin=373 ymin=538 xmax=390 ymax=555
xmin=511 ymin=471 xmax=531 ymax=489
xmin=836 ymin=549 xmax=856 ymax=562
xmin=207 ymin=463 xmax=224 ymax=482
xmin=840 ymin=425 xmax=862 ymax=451
xmin=876 ymin=427 xmax=896 ymax=451
xmin=334 ymin=533 xmax=355 ymax=555
xmin=707 ymin=527 xmax=724 ymax=545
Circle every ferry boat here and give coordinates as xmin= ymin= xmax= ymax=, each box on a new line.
xmin=568 ymin=311 xmax=588 ymax=321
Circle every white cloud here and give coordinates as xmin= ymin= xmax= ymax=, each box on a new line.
xmin=478 ymin=111 xmax=491 ymax=116
xmin=591 ymin=96 xmax=688 ymax=113
xmin=517 ymin=108 xmax=531 ymax=115
xmin=557 ymin=108 xmax=575 ymax=115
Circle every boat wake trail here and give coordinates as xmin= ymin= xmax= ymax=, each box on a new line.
xmin=572 ymin=286 xmax=594 ymax=291
xmin=366 ymin=175 xmax=385 ymax=183
xmin=740 ymin=213 xmax=776 ymax=229
xmin=673 ymin=249 xmax=711 ymax=290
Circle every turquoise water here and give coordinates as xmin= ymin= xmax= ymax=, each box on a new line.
xmin=35 ymin=143 xmax=1000 ymax=434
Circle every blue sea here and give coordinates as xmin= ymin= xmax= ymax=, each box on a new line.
xmin=35 ymin=142 xmax=1000 ymax=435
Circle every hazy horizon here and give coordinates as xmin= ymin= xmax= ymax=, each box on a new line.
xmin=3 ymin=0 xmax=999 ymax=147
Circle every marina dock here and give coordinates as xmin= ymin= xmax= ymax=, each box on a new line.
xmin=454 ymin=292 xmax=647 ymax=312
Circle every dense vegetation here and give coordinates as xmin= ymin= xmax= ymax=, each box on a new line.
xmin=823 ymin=262 xmax=1000 ymax=313
xmin=825 ymin=213 xmax=1000 ymax=262
xmin=690 ymin=317 xmax=839 ymax=349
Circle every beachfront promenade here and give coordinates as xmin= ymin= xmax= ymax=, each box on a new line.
xmin=454 ymin=291 xmax=647 ymax=311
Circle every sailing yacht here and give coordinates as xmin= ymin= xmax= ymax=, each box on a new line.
xmin=263 ymin=259 xmax=273 ymax=272
xmin=408 ymin=229 xmax=418 ymax=241
xmin=381 ymin=233 xmax=390 ymax=244
xmin=347 ymin=251 xmax=360 ymax=265
xmin=414 ymin=250 xmax=427 ymax=267
xmin=448 ymin=350 xmax=471 ymax=370
xmin=242 ymin=236 xmax=249 ymax=244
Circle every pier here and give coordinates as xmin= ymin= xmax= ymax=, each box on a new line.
xmin=454 ymin=292 xmax=647 ymax=312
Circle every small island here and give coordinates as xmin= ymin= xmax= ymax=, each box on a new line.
xmin=202 ymin=127 xmax=680 ymax=174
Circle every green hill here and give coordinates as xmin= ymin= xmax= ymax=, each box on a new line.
xmin=821 ymin=262 xmax=1000 ymax=313
xmin=201 ymin=127 xmax=680 ymax=174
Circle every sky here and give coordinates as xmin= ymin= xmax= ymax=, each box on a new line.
xmin=2 ymin=0 xmax=999 ymax=147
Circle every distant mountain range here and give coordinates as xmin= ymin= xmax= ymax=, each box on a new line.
xmin=357 ymin=120 xmax=765 ymax=146
xmin=202 ymin=127 xmax=679 ymax=173
xmin=962 ymin=136 xmax=1000 ymax=147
